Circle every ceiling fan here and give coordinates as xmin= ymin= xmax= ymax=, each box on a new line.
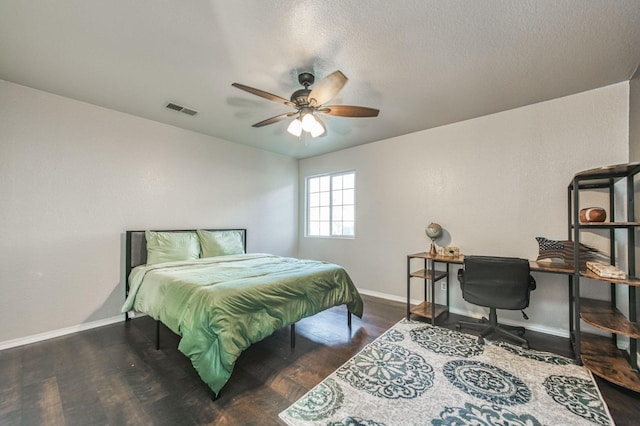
xmin=231 ymin=70 xmax=379 ymax=138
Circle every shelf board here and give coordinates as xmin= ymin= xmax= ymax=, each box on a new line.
xmin=529 ymin=261 xmax=574 ymax=275
xmin=580 ymin=333 xmax=640 ymax=393
xmin=580 ymin=298 xmax=640 ymax=338
xmin=530 ymin=262 xmax=640 ymax=285
xmin=409 ymin=269 xmax=448 ymax=281
xmin=569 ymin=162 xmax=640 ymax=187
xmin=572 ymin=221 xmax=640 ymax=228
xmin=580 ymin=269 xmax=640 ymax=286
xmin=410 ymin=301 xmax=448 ymax=320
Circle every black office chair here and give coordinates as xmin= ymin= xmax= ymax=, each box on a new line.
xmin=456 ymin=255 xmax=536 ymax=348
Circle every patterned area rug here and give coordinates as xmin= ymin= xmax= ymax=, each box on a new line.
xmin=279 ymin=319 xmax=614 ymax=426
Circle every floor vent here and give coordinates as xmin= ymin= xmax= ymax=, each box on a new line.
xmin=165 ymin=102 xmax=198 ymax=116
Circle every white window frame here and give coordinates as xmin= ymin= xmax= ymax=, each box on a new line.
xmin=305 ymin=170 xmax=356 ymax=238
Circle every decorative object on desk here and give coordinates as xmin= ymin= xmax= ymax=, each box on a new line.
xmin=535 ymin=237 xmax=599 ymax=267
xmin=425 ymin=222 xmax=443 ymax=256
xmin=586 ymin=261 xmax=626 ymax=279
xmin=279 ymin=319 xmax=614 ymax=426
xmin=579 ymin=207 xmax=607 ymax=223
xmin=438 ymin=246 xmax=460 ymax=258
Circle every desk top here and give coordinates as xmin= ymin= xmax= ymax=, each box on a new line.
xmin=408 ymin=252 xmax=463 ymax=263
xmin=408 ymin=251 xmax=574 ymax=275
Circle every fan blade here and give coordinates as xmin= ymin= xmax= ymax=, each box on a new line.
xmin=318 ymin=105 xmax=380 ymax=117
xmin=252 ymin=112 xmax=297 ymax=127
xmin=232 ymin=83 xmax=296 ymax=107
xmin=308 ymin=70 xmax=348 ymax=107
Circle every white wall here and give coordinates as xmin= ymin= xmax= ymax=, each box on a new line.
xmin=299 ymin=83 xmax=629 ymax=336
xmin=0 ymin=81 xmax=298 ymax=345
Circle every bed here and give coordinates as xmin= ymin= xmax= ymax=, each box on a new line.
xmin=122 ymin=228 xmax=364 ymax=397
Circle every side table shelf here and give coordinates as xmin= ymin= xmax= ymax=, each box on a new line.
xmin=409 ymin=268 xmax=448 ymax=281
xmin=407 ymin=252 xmax=462 ymax=324
xmin=410 ymin=301 xmax=448 ymax=321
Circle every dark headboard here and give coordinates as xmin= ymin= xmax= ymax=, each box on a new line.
xmin=124 ymin=228 xmax=247 ymax=292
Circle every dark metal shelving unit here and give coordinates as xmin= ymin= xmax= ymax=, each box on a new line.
xmin=568 ymin=162 xmax=640 ymax=392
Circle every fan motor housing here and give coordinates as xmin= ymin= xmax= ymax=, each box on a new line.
xmin=290 ymin=88 xmax=311 ymax=106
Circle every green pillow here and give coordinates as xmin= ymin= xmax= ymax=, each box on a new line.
xmin=145 ymin=231 xmax=200 ymax=265
xmin=197 ymin=230 xmax=245 ymax=258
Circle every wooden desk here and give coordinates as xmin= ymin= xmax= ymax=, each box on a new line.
xmin=406 ymin=252 xmax=575 ymax=325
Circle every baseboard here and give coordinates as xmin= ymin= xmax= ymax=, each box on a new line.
xmin=358 ymin=288 xmax=407 ymax=304
xmin=0 ymin=315 xmax=125 ymax=351
xmin=357 ymin=288 xmax=570 ymax=338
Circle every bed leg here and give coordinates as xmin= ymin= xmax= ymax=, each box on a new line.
xmin=348 ymin=311 xmax=352 ymax=328
xmin=290 ymin=323 xmax=296 ymax=348
xmin=156 ymin=320 xmax=160 ymax=350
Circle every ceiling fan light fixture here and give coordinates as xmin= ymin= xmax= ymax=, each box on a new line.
xmin=309 ymin=117 xmax=325 ymax=137
xmin=287 ymin=114 xmax=324 ymax=138
xmin=287 ymin=118 xmax=303 ymax=137
xmin=300 ymin=112 xmax=325 ymax=137
xmin=301 ymin=112 xmax=318 ymax=132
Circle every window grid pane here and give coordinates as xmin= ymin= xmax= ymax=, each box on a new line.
xmin=332 ymin=175 xmax=343 ymax=190
xmin=343 ymin=173 xmax=355 ymax=189
xmin=319 ymin=222 xmax=330 ymax=236
xmin=319 ymin=176 xmax=330 ymax=191
xmin=309 ymin=178 xmax=320 ymax=192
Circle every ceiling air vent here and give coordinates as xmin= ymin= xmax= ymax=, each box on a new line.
xmin=165 ymin=102 xmax=198 ymax=116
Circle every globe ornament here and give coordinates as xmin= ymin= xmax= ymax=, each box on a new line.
xmin=425 ymin=222 xmax=443 ymax=256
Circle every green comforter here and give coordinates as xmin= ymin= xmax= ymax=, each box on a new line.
xmin=122 ymin=253 xmax=363 ymax=395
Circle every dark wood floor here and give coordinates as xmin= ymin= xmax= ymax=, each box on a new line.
xmin=1 ymin=294 xmax=639 ymax=425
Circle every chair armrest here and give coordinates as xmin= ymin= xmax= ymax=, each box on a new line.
xmin=528 ymin=275 xmax=536 ymax=291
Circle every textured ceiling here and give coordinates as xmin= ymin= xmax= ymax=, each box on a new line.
xmin=1 ymin=0 xmax=640 ymax=159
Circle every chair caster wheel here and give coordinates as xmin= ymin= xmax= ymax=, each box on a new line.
xmin=522 ymin=343 xmax=529 ymax=350
xmin=455 ymin=324 xmax=461 ymax=331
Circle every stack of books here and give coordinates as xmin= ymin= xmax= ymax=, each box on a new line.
xmin=586 ymin=261 xmax=627 ymax=279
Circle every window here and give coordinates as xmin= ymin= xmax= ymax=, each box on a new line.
xmin=306 ymin=171 xmax=356 ymax=237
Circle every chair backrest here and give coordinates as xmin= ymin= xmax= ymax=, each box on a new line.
xmin=460 ymin=255 xmax=533 ymax=310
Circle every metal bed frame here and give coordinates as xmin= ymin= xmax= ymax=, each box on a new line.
xmin=124 ymin=228 xmax=352 ymax=351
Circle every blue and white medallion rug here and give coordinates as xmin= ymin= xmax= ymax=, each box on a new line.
xmin=279 ymin=319 xmax=614 ymax=425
